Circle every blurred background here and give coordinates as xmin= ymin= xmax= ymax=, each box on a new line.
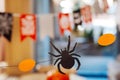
xmin=0 ymin=0 xmax=120 ymax=80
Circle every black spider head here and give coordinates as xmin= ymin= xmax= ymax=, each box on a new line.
xmin=60 ymin=48 xmax=68 ymax=54
xmin=49 ymin=36 xmax=81 ymax=74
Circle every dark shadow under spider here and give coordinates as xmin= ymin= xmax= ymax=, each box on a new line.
xmin=49 ymin=36 xmax=81 ymax=74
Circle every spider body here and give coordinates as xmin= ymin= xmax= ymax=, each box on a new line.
xmin=61 ymin=51 xmax=74 ymax=69
xmin=49 ymin=36 xmax=81 ymax=74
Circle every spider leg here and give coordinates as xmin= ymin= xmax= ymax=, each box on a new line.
xmin=69 ymin=42 xmax=77 ymax=53
xmin=67 ymin=36 xmax=70 ymax=51
xmin=73 ymin=57 xmax=81 ymax=70
xmin=54 ymin=58 xmax=61 ymax=65
xmin=50 ymin=41 xmax=61 ymax=54
xmin=49 ymin=52 xmax=61 ymax=57
xmin=70 ymin=54 xmax=81 ymax=57
xmin=58 ymin=63 xmax=65 ymax=74
xmin=61 ymin=49 xmax=62 ymax=52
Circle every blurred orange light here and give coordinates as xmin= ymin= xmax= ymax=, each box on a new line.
xmin=98 ymin=34 xmax=116 ymax=46
xmin=18 ymin=59 xmax=36 ymax=72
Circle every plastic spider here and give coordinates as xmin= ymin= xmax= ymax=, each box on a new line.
xmin=49 ymin=36 xmax=81 ymax=74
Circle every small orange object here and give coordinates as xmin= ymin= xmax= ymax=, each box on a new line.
xmin=18 ymin=59 xmax=36 ymax=72
xmin=47 ymin=70 xmax=69 ymax=80
xmin=98 ymin=34 xmax=116 ymax=46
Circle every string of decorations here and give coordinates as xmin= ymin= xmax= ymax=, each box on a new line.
xmin=0 ymin=7 xmax=93 ymax=41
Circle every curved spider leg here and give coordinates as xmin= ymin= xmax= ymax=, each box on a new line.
xmin=64 ymin=48 xmax=66 ymax=51
xmin=61 ymin=49 xmax=62 ymax=52
xmin=54 ymin=58 xmax=61 ymax=65
xmin=69 ymin=42 xmax=77 ymax=53
xmin=58 ymin=63 xmax=65 ymax=74
xmin=70 ymin=54 xmax=81 ymax=57
xmin=73 ymin=57 xmax=81 ymax=70
xmin=67 ymin=36 xmax=70 ymax=51
xmin=50 ymin=41 xmax=61 ymax=54
xmin=49 ymin=52 xmax=61 ymax=57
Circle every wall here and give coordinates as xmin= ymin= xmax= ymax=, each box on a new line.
xmin=4 ymin=0 xmax=34 ymax=76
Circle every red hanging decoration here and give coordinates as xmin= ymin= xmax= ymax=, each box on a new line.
xmin=58 ymin=13 xmax=71 ymax=35
xmin=103 ymin=0 xmax=109 ymax=12
xmin=20 ymin=14 xmax=36 ymax=41
xmin=81 ymin=5 xmax=92 ymax=23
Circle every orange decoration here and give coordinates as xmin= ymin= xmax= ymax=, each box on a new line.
xmin=47 ymin=70 xmax=69 ymax=80
xmin=18 ymin=59 xmax=36 ymax=72
xmin=98 ymin=34 xmax=116 ymax=46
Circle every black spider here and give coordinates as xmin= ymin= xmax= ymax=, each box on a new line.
xmin=49 ymin=36 xmax=81 ymax=74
